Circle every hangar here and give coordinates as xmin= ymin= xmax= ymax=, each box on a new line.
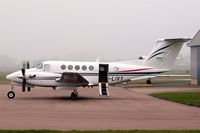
xmin=189 ymin=30 xmax=200 ymax=85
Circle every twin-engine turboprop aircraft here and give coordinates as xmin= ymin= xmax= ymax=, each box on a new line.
xmin=6 ymin=31 xmax=198 ymax=100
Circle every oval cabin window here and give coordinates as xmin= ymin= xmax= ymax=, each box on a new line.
xmin=75 ymin=65 xmax=80 ymax=70
xmin=89 ymin=65 xmax=94 ymax=71
xmin=61 ymin=65 xmax=66 ymax=70
xmin=68 ymin=65 xmax=73 ymax=70
xmin=82 ymin=65 xmax=87 ymax=71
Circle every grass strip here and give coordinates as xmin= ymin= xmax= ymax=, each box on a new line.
xmin=151 ymin=92 xmax=200 ymax=107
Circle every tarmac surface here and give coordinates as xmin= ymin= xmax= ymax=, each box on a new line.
xmin=0 ymin=84 xmax=200 ymax=130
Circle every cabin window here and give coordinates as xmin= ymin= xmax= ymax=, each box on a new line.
xmin=61 ymin=65 xmax=66 ymax=70
xmin=89 ymin=65 xmax=94 ymax=71
xmin=82 ymin=65 xmax=87 ymax=71
xmin=75 ymin=65 xmax=80 ymax=70
xmin=44 ymin=64 xmax=51 ymax=71
xmin=68 ymin=65 xmax=73 ymax=70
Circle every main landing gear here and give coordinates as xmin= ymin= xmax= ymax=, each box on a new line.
xmin=70 ymin=90 xmax=79 ymax=100
xmin=146 ymin=78 xmax=152 ymax=84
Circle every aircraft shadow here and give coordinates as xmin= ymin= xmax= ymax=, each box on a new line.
xmin=16 ymin=96 xmax=137 ymax=101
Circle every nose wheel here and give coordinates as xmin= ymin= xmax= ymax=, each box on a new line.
xmin=7 ymin=91 xmax=15 ymax=99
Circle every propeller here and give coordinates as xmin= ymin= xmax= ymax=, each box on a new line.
xmin=21 ymin=61 xmax=31 ymax=92
xmin=21 ymin=68 xmax=26 ymax=92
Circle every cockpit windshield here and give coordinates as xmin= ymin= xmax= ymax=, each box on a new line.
xmin=33 ymin=63 xmax=43 ymax=69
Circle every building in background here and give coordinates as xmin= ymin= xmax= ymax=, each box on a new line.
xmin=189 ymin=30 xmax=200 ymax=85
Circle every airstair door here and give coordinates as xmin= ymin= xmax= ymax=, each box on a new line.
xmin=98 ymin=64 xmax=109 ymax=96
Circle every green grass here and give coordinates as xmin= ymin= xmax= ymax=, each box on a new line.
xmin=1 ymin=130 xmax=200 ymax=133
xmin=151 ymin=92 xmax=200 ymax=107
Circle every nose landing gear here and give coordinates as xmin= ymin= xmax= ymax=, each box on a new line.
xmin=7 ymin=85 xmax=15 ymax=99
xmin=7 ymin=91 xmax=15 ymax=99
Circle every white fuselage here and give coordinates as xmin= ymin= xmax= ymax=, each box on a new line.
xmin=6 ymin=61 xmax=167 ymax=88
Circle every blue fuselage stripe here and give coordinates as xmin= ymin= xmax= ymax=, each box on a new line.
xmin=27 ymin=72 xmax=161 ymax=80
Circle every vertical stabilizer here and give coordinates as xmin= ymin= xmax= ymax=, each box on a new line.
xmin=144 ymin=38 xmax=191 ymax=69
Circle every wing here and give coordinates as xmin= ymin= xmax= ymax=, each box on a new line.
xmin=56 ymin=72 xmax=89 ymax=86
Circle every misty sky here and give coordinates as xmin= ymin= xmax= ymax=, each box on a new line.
xmin=0 ymin=0 xmax=200 ymax=62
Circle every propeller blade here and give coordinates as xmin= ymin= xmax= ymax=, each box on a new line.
xmin=21 ymin=68 xmax=25 ymax=76
xmin=21 ymin=61 xmax=31 ymax=92
xmin=23 ymin=61 xmax=26 ymax=69
xmin=27 ymin=61 xmax=30 ymax=69
xmin=21 ymin=67 xmax=26 ymax=92
xmin=22 ymin=79 xmax=26 ymax=92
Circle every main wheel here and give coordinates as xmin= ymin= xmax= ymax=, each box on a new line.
xmin=28 ymin=87 xmax=31 ymax=92
xmin=146 ymin=79 xmax=152 ymax=84
xmin=70 ymin=92 xmax=78 ymax=100
xmin=7 ymin=91 xmax=15 ymax=99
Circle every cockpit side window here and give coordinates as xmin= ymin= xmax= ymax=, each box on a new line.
xmin=34 ymin=63 xmax=43 ymax=69
xmin=44 ymin=64 xmax=51 ymax=71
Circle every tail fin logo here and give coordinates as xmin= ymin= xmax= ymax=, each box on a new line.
xmin=147 ymin=42 xmax=174 ymax=61
xmin=147 ymin=52 xmax=166 ymax=61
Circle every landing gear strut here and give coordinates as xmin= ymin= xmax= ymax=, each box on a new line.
xmin=7 ymin=85 xmax=15 ymax=99
xmin=70 ymin=90 xmax=79 ymax=100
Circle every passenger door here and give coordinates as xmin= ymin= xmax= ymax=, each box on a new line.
xmin=98 ymin=64 xmax=109 ymax=96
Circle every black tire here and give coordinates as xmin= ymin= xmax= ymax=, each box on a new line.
xmin=71 ymin=92 xmax=78 ymax=100
xmin=28 ymin=87 xmax=31 ymax=92
xmin=146 ymin=79 xmax=152 ymax=84
xmin=7 ymin=91 xmax=15 ymax=99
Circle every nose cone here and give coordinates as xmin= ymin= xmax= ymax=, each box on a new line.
xmin=6 ymin=73 xmax=14 ymax=80
xmin=6 ymin=71 xmax=21 ymax=81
